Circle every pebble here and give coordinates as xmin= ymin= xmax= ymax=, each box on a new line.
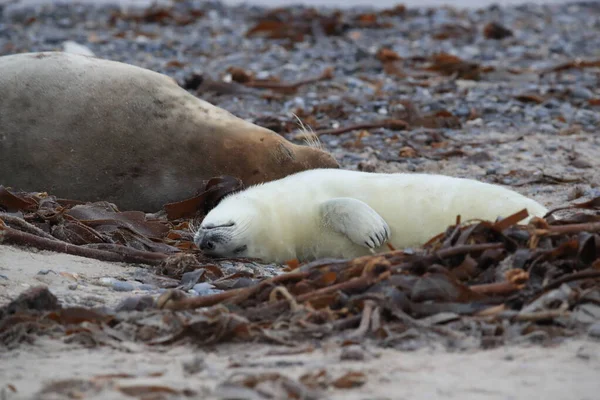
xmin=114 ymin=295 xmax=155 ymax=312
xmin=465 ymin=118 xmax=484 ymax=127
xmin=180 ymin=269 xmax=205 ymax=290
xmin=191 ymin=282 xmax=221 ymax=296
xmin=538 ymin=124 xmax=558 ymax=134
xmin=570 ymin=87 xmax=594 ymax=100
xmin=340 ymin=345 xmax=367 ymax=361
xmin=99 ymin=277 xmax=115 ymax=286
xmin=37 ymin=269 xmax=56 ymax=275
xmin=112 ymin=281 xmax=135 ymax=292
xmin=182 ymin=356 xmax=207 ymax=375
xmin=454 ymin=106 xmax=471 ymax=117
xmin=575 ymin=109 xmax=600 ymax=125
xmin=62 ymin=40 xmax=95 ymax=56
xmin=589 ymin=322 xmax=600 ymax=339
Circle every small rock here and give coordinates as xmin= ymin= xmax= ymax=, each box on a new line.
xmin=43 ymin=30 xmax=69 ymax=44
xmin=112 ymin=281 xmax=134 ymax=292
xmin=0 ymin=286 xmax=59 ymax=319
xmin=465 ymin=118 xmax=483 ymax=127
xmin=575 ymin=109 xmax=600 ymax=125
xmin=182 ymin=356 xmax=207 ymax=375
xmin=572 ymin=303 xmax=600 ymax=325
xmin=99 ymin=277 xmax=115 ymax=286
xmin=576 ymin=345 xmax=592 ymax=360
xmin=340 ymin=345 xmax=367 ymax=361
xmin=533 ymin=107 xmax=551 ymax=119
xmin=138 ymin=284 xmax=156 ymax=291
xmin=559 ymin=125 xmax=583 ymax=136
xmin=357 ymin=161 xmax=377 ymax=172
xmin=567 ymin=186 xmax=586 ymax=201
xmin=483 ymin=22 xmax=513 ymax=40
xmin=466 ymin=151 xmax=493 ymax=164
xmin=255 ymin=71 xmax=270 ymax=80
xmin=588 ymin=322 xmax=600 ymax=339
xmin=114 ymin=295 xmax=155 ymax=312
xmin=180 ymin=269 xmax=205 ymax=291
xmin=62 ymin=40 xmax=95 ymax=57
xmin=56 ymin=18 xmax=74 ymax=29
xmin=192 ymin=282 xmax=221 ymax=296
xmin=182 ymin=73 xmax=203 ymax=91
xmin=538 ymin=124 xmax=558 ymax=134
xmin=37 ymin=269 xmax=56 ymax=275
xmin=570 ymin=158 xmax=593 ymax=169
xmin=454 ymin=106 xmax=471 ymax=117
xmin=68 ymin=283 xmax=78 ymax=290
xmin=570 ymin=87 xmax=594 ymax=100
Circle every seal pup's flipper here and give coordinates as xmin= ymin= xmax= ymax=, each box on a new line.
xmin=319 ymin=197 xmax=391 ymax=249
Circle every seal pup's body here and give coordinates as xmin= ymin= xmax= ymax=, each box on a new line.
xmin=0 ymin=52 xmax=338 ymax=212
xmin=194 ymin=169 xmax=548 ymax=263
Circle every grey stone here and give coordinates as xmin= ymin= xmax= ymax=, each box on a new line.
xmin=589 ymin=322 xmax=600 ymax=338
xmin=112 ymin=281 xmax=135 ymax=292
xmin=192 ymin=283 xmax=221 ymax=296
xmin=570 ymin=87 xmax=594 ymax=100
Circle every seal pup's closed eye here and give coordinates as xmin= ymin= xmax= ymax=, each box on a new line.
xmin=195 ymin=169 xmax=549 ymax=264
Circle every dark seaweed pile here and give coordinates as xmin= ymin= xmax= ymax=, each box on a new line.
xmin=2 ymin=179 xmax=600 ymax=353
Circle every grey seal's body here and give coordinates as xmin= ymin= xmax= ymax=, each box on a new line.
xmin=0 ymin=52 xmax=338 ymax=211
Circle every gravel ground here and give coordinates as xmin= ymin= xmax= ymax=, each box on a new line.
xmin=4 ymin=0 xmax=599 ymax=209
xmin=1 ymin=1 xmax=600 ymax=399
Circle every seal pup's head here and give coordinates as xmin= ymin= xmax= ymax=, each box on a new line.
xmin=193 ymin=194 xmax=264 ymax=259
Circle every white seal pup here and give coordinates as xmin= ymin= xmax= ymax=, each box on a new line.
xmin=193 ymin=169 xmax=548 ymax=263
xmin=0 ymin=52 xmax=339 ymax=212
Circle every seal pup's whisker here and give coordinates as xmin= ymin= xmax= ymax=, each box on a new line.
xmin=229 ymin=218 xmax=252 ymax=239
xmin=188 ymin=219 xmax=200 ymax=234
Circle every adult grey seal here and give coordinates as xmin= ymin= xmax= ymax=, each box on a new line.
xmin=194 ymin=169 xmax=548 ymax=263
xmin=0 ymin=52 xmax=339 ymax=212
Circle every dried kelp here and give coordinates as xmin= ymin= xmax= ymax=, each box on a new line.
xmin=3 ymin=199 xmax=600 ymax=351
xmin=108 ymin=5 xmax=205 ymax=26
xmin=0 ymin=177 xmax=242 ymax=265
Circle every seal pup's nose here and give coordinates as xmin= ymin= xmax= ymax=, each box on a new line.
xmin=199 ymin=237 xmax=215 ymax=251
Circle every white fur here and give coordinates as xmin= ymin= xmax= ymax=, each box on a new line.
xmin=197 ymin=169 xmax=548 ymax=263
